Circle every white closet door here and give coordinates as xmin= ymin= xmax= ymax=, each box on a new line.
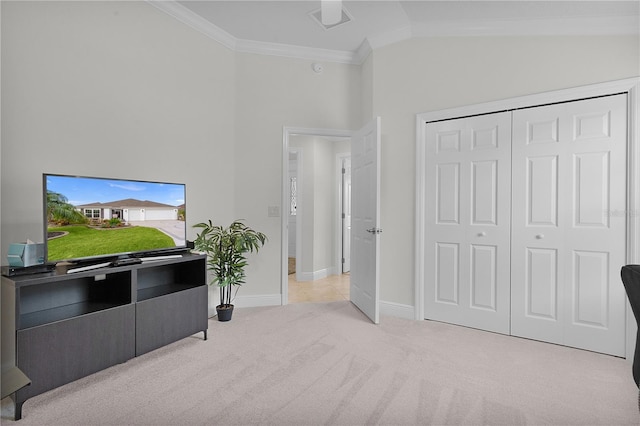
xmin=424 ymin=112 xmax=512 ymax=334
xmin=511 ymin=94 xmax=627 ymax=356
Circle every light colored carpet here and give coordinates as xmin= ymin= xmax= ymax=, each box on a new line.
xmin=2 ymin=301 xmax=638 ymax=425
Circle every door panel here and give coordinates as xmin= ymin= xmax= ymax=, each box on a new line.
xmin=472 ymin=160 xmax=498 ymax=225
xmin=527 ymin=248 xmax=558 ymax=320
xmin=573 ymin=250 xmax=609 ymax=327
xmin=528 ymin=155 xmax=558 ymax=226
xmin=471 ymin=244 xmax=497 ymax=310
xmin=437 ymin=163 xmax=460 ymax=223
xmin=436 ymin=242 xmax=459 ymax=304
xmin=511 ymin=94 xmax=627 ymax=356
xmin=350 ymin=117 xmax=381 ymax=324
xmin=424 ymin=112 xmax=512 ymax=334
xmin=575 ymin=152 xmax=609 ymax=227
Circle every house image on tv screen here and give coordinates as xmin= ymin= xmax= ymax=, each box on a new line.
xmin=77 ymin=198 xmax=180 ymax=223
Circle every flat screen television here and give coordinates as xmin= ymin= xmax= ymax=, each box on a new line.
xmin=44 ymin=173 xmax=187 ymax=265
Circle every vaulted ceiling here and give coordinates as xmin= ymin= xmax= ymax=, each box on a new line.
xmin=150 ymin=1 xmax=640 ymax=64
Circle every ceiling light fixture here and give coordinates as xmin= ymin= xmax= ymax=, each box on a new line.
xmin=321 ymin=0 xmax=342 ymax=26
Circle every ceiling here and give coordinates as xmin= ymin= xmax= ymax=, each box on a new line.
xmin=151 ymin=1 xmax=640 ymax=64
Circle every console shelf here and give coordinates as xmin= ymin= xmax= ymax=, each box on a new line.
xmin=137 ymin=282 xmax=202 ymax=301
xmin=1 ymin=253 xmax=207 ymax=420
xmin=19 ymin=301 xmax=126 ymax=329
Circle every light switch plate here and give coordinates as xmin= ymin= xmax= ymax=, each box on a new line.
xmin=268 ymin=206 xmax=280 ymax=217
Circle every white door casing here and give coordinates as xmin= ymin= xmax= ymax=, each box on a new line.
xmin=288 ymin=151 xmax=298 ymax=260
xmin=424 ymin=112 xmax=512 ymax=334
xmin=342 ymin=157 xmax=352 ymax=273
xmin=350 ymin=117 xmax=381 ymax=324
xmin=510 ymin=94 xmax=627 ymax=356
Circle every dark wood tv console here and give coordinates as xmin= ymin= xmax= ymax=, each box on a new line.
xmin=1 ymin=253 xmax=208 ymax=420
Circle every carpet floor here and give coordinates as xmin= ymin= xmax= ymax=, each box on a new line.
xmin=2 ymin=301 xmax=638 ymax=425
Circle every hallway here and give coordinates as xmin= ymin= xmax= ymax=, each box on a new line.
xmin=288 ymin=273 xmax=350 ymax=303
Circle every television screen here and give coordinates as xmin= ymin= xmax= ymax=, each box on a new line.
xmin=44 ymin=174 xmax=187 ymax=264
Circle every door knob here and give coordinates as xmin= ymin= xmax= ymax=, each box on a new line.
xmin=536 ymin=234 xmax=544 ymax=239
xmin=478 ymin=231 xmax=487 ymax=237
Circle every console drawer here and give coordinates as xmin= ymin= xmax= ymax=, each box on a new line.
xmin=16 ymin=304 xmax=135 ymax=401
xmin=135 ymin=284 xmax=207 ymax=356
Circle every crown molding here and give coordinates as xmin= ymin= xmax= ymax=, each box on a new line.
xmin=148 ymin=1 xmax=638 ymax=66
xmin=353 ymin=39 xmax=373 ymax=65
xmin=147 ymin=0 xmax=237 ymax=51
xmin=410 ymin=16 xmax=640 ymax=38
xmin=359 ymin=14 xmax=638 ymax=60
xmin=235 ymin=39 xmax=357 ymax=64
xmin=366 ymin=25 xmax=413 ymax=51
xmin=147 ymin=0 xmax=360 ymax=64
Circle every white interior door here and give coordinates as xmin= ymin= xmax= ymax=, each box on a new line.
xmin=424 ymin=112 xmax=512 ymax=334
xmin=511 ymin=94 xmax=627 ymax=356
xmin=342 ymin=157 xmax=352 ymax=273
xmin=350 ymin=117 xmax=381 ymax=324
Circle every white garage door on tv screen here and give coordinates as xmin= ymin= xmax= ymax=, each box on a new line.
xmin=44 ymin=173 xmax=187 ymax=264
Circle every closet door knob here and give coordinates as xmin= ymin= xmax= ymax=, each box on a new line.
xmin=478 ymin=231 xmax=487 ymax=237
xmin=536 ymin=234 xmax=544 ymax=239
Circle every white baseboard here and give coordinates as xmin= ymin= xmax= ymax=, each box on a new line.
xmin=380 ymin=300 xmax=415 ymax=320
xmin=296 ymin=267 xmax=337 ymax=282
xmin=227 ymin=294 xmax=416 ymax=322
xmin=232 ymin=294 xmax=282 ymax=308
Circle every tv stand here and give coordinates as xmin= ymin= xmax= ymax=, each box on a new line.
xmin=1 ymin=253 xmax=208 ymax=420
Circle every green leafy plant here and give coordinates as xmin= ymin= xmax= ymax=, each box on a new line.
xmin=193 ymin=220 xmax=267 ymax=308
xmin=104 ymin=217 xmax=122 ymax=228
xmin=46 ymin=191 xmax=88 ymax=225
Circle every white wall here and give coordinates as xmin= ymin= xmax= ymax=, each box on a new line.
xmin=360 ymin=53 xmax=373 ymax=125
xmin=232 ymin=53 xmax=361 ymax=301
xmin=1 ymin=1 xmax=236 ymax=259
xmin=370 ymin=36 xmax=640 ymax=307
xmin=0 ymin=1 xmax=360 ymax=308
xmin=312 ymin=139 xmax=333 ymax=273
xmin=2 ymin=2 xmax=638 ymax=315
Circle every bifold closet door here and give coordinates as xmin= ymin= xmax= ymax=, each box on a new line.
xmin=424 ymin=112 xmax=512 ymax=335
xmin=510 ymin=94 xmax=627 ymax=356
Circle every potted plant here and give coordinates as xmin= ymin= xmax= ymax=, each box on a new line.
xmin=193 ymin=219 xmax=267 ymax=321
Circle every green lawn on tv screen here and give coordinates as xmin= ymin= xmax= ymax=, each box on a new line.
xmin=47 ymin=225 xmax=176 ymax=261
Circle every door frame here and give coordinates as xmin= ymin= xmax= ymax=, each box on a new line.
xmin=281 ymin=126 xmax=353 ymax=305
xmin=415 ymin=77 xmax=640 ymax=359
xmin=287 ymin=147 xmax=302 ymax=281
xmin=337 ymin=152 xmax=351 ymax=274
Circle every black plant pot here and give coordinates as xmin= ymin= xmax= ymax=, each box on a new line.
xmin=216 ymin=304 xmax=234 ymax=322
